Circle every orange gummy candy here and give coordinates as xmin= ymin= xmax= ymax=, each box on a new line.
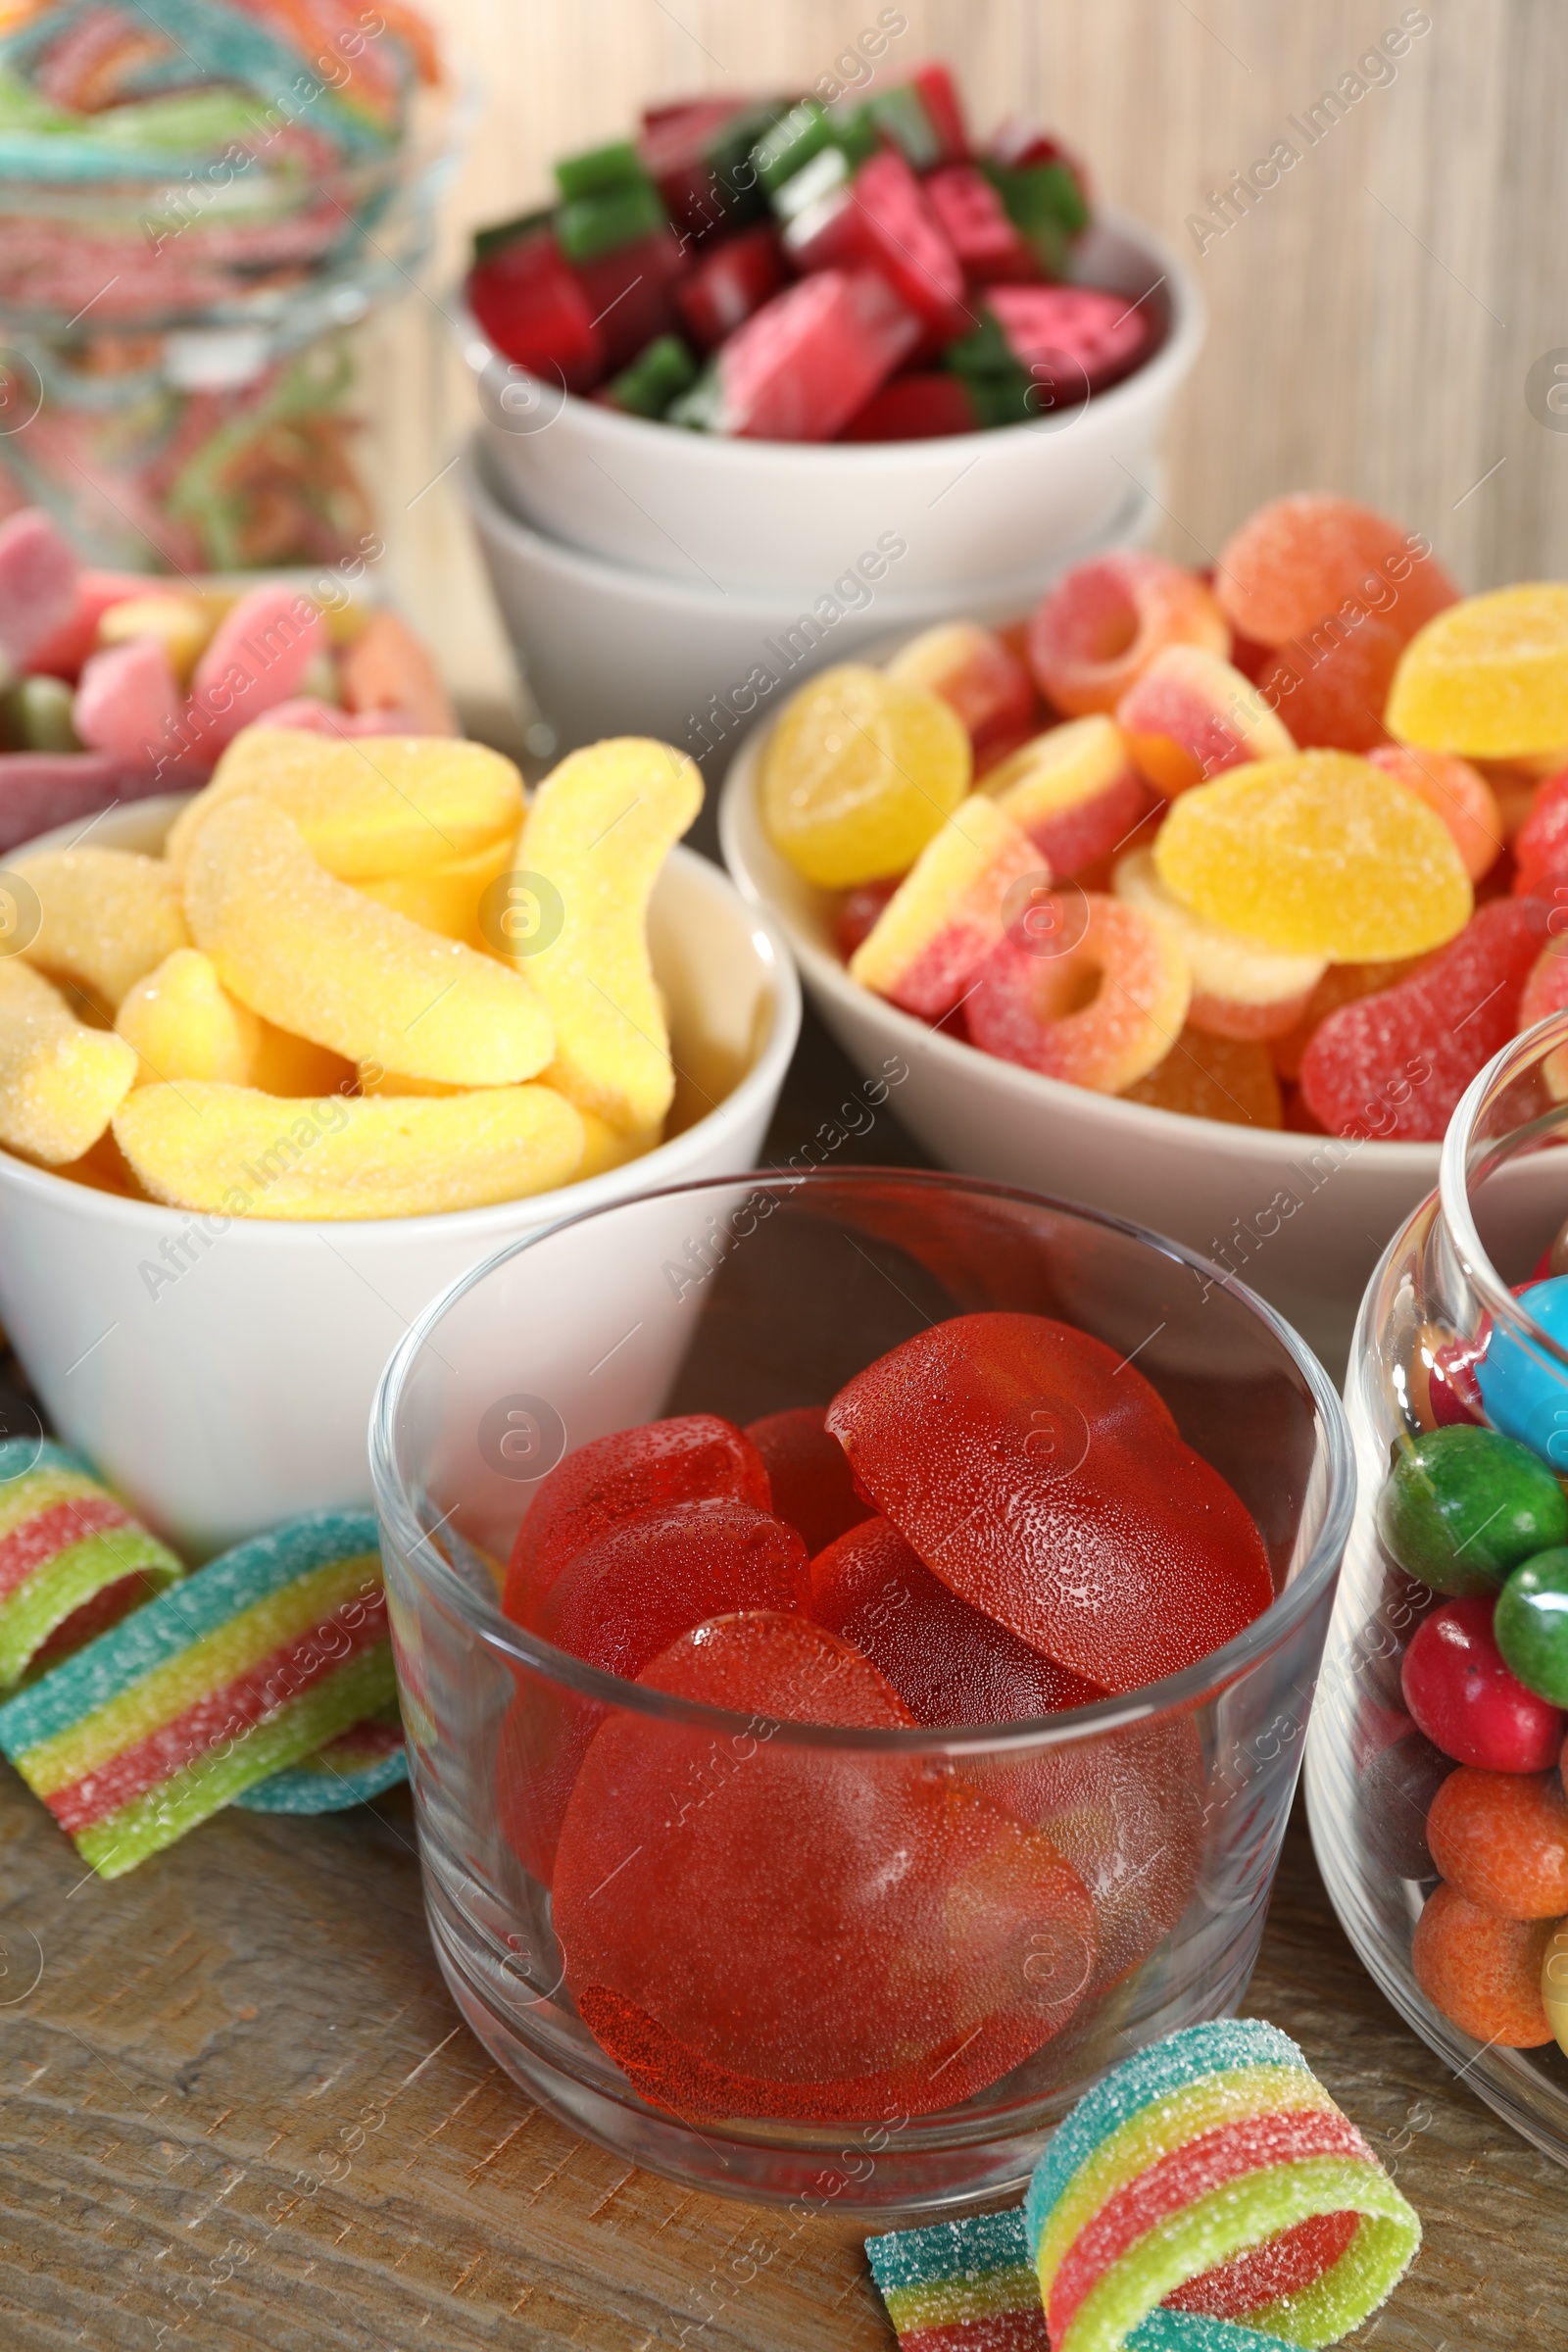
xmin=1215 ymin=493 xmax=1458 ymax=650
xmin=1122 ymin=1028 xmax=1283 ymax=1128
xmin=1367 ymin=745 xmax=1503 ymax=883
xmin=1410 ymin=1883 xmax=1553 ymax=2047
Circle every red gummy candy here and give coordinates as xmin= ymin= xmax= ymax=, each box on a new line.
xmin=785 ymin=150 xmax=969 ymax=340
xmin=468 ymin=227 xmax=606 ymax=390
xmin=502 ymin=1414 xmax=770 ymax=1623
xmin=1511 ymin=765 xmax=1568 ymax=901
xmin=743 ymin=1406 xmax=872 ymax=1556
xmin=1298 ymin=898 xmax=1549 ymax=1142
xmin=907 ymin=61 xmax=969 ymax=164
xmin=839 ymin=370 xmax=980 ymax=441
xmin=925 ymin=163 xmax=1037 ymax=282
xmin=570 ymin=227 xmax=685 ymax=370
xmin=532 ymin=1500 xmax=809 ymax=1670
xmin=638 ymin=96 xmax=747 ymax=241
xmin=809 ymin=1514 xmax=1102 ymax=1723
xmin=1254 ymin=612 xmax=1405 ymax=754
xmin=551 ymin=1611 xmax=1099 ymax=2119
xmin=1401 ymin=1596 xmax=1565 ymax=1772
xmin=836 ymin=876 xmax=902 ymax=960
xmin=673 ymin=220 xmax=786 ymax=351
xmin=714 ymin=270 xmax=920 ymax=441
xmin=988 ymin=285 xmax=1152 ymax=402
xmin=826 ymin=1312 xmax=1274 ymax=1693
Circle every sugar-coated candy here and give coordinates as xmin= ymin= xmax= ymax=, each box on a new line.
xmin=337 ymin=611 xmax=459 ymax=737
xmin=234 ymin=1707 xmax=408 ymax=1815
xmin=1213 ymin=494 xmax=1456 ymax=652
xmin=840 ymin=369 xmax=981 ymax=440
xmin=1426 ymin=1766 xmax=1568 ymax=1918
xmin=1253 ymin=614 xmax=1405 ymax=755
xmin=1474 ymin=1273 xmax=1568 ymax=1463
xmin=188 ymin=582 xmax=328 ymax=755
xmin=467 ymin=224 xmax=606 ymax=389
xmin=849 ymin=795 xmax=1040 ymax=1019
xmin=784 ymin=149 xmax=967 ymax=340
xmin=1115 ymin=647 xmax=1295 ymax=796
xmin=826 ymin=1313 xmax=1273 ymax=1692
xmin=1376 ymin=1425 xmax=1568 ymax=1596
xmin=0 ymin=1512 xmax=393 ymax=1879
xmin=503 ymin=1415 xmax=771 ymax=1623
xmin=1400 ymin=1597 xmax=1565 ymax=1772
xmin=810 ymin=1514 xmax=1102 ymax=1722
xmin=528 ymin=1500 xmax=809 ymax=1670
xmin=672 ymin=270 xmax=920 ymax=440
xmin=73 ymin=637 xmax=183 ymax=762
xmin=1113 ymin=851 xmax=1324 ymax=1042
xmin=183 ymin=797 xmax=554 ymax=1088
xmin=1268 ymin=956 xmax=1426 ymax=1082
xmin=1494 ymin=1548 xmax=1568 ymax=1706
xmin=97 ymin=594 xmax=214 ymax=686
xmin=886 ymin=621 xmax=1037 ymax=774
xmin=512 ymin=738 xmax=702 ymax=1133
xmin=552 ymin=1611 xmax=1099 ymax=2120
xmin=1411 ymin=1884 xmax=1553 ymax=2047
xmin=1152 ymin=751 xmax=1473 ymax=960
xmin=742 ymin=1406 xmax=871 ymax=1555
xmin=0 ymin=509 xmax=80 ymax=669
xmin=866 ymin=2209 xmax=1054 ymax=2352
xmin=1025 ymin=2018 xmax=1422 ymax=2352
xmin=926 ymin=160 xmax=1038 ymax=280
xmin=354 ymin=832 xmax=519 ymax=950
xmin=1365 ymin=745 xmax=1502 ymax=883
xmin=1298 ymin=898 xmax=1549 ymax=1141
xmin=114 ymin=1080 xmax=584 ymax=1222
xmin=1509 ymin=763 xmax=1568 ymax=900
xmin=966 ymin=892 xmax=1190 ymax=1092
xmin=673 ymin=220 xmax=787 ymax=350
xmin=0 ymin=960 xmax=137 ymax=1165
xmin=0 ymin=1441 xmax=183 ymax=1690
xmin=16 ymin=847 xmax=189 ymax=1010
xmin=1122 ymin=1029 xmax=1283 ymax=1129
xmin=1386 ymin=585 xmax=1568 ymax=758
xmin=1358 ymin=1727 xmax=1453 ymax=1880
xmin=1517 ymin=938 xmax=1568 ymax=1102
xmin=115 ymin=948 xmax=262 ymax=1087
xmin=761 ymin=662 xmax=971 ymax=888
xmin=948 ymin=286 xmax=1153 ymax=421
xmin=990 ymin=716 xmax=1157 ymax=879
xmin=1028 ymin=555 xmax=1230 ymax=719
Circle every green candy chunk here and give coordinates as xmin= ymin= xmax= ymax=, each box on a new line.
xmin=471 ymin=204 xmax=553 ymax=268
xmin=825 ymin=98 xmax=880 ymax=172
xmin=555 ymin=138 xmax=645 ymax=203
xmin=753 ymin=98 xmax=833 ymax=193
xmin=556 ymin=178 xmax=666 ymax=264
xmin=0 ymin=674 xmax=77 ymax=754
xmin=1376 ymin=1425 xmax=1568 ymax=1594
xmin=607 ymin=334 xmax=697 ymax=418
xmin=868 ymin=83 xmax=943 ymax=171
xmin=1495 ymin=1547 xmax=1568 ymax=1705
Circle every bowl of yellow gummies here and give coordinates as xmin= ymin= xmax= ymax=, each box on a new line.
xmin=0 ymin=728 xmax=798 ymax=1559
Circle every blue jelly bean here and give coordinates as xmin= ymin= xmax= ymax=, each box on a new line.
xmin=1475 ymin=1276 xmax=1568 ymax=1470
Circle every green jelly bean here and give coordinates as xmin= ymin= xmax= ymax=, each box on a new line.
xmin=1495 ymin=1547 xmax=1568 ymax=1706
xmin=1376 ymin=1424 xmax=1568 ymax=1594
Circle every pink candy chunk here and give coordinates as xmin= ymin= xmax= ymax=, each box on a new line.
xmin=188 ymin=583 xmax=326 ymax=752
xmin=0 ymin=510 xmax=79 ymax=667
xmin=74 ymin=637 xmax=181 ymax=763
xmin=716 ymin=270 xmax=921 ymax=441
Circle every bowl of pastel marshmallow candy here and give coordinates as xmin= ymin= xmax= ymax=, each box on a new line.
xmin=732 ymin=490 xmax=1568 ymax=1143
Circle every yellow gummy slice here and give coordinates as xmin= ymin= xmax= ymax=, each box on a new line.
xmin=116 ymin=948 xmax=261 ymax=1086
xmin=577 ymin=1106 xmax=662 ymax=1176
xmin=1386 ymin=585 xmax=1568 ymax=759
xmin=356 ymin=829 xmax=518 ymax=945
xmin=166 ymin=729 xmax=525 ymax=880
xmin=183 ymin=796 xmax=554 ymax=1086
xmin=512 ymin=738 xmax=702 ymax=1135
xmin=114 ymin=1079 xmax=585 ymax=1220
xmin=16 ymin=849 xmax=190 ymax=1010
xmin=760 ymin=662 xmax=970 ymax=888
xmin=0 ymin=960 xmax=137 ymax=1164
xmin=1113 ymin=850 xmax=1325 ymax=1006
xmin=1153 ymin=751 xmax=1472 ymax=960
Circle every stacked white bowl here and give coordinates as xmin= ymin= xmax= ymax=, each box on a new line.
xmin=454 ymin=215 xmax=1204 ymax=777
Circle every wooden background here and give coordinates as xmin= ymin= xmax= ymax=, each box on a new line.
xmin=362 ymin=0 xmax=1568 ymax=732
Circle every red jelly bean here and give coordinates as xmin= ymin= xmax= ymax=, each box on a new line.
xmin=1401 ymin=1596 xmax=1566 ymax=1771
xmin=551 ymin=1611 xmax=1099 ymax=2119
xmin=810 ymin=1514 xmax=1101 ymax=1722
xmin=1426 ymin=1766 xmax=1568 ymax=1918
xmin=1298 ymin=899 xmax=1549 ymax=1142
xmin=743 ymin=1406 xmax=872 ymax=1556
xmin=502 ymin=1414 xmax=770 ymax=1623
xmin=1410 ymin=1883 xmax=1553 ymax=2046
xmin=826 ymin=1312 xmax=1274 ymax=1693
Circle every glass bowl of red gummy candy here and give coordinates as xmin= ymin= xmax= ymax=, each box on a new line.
xmin=371 ymin=1167 xmax=1353 ymax=2211
xmin=1306 ymin=1010 xmax=1568 ymax=2169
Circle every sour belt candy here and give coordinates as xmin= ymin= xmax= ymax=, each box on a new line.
xmin=0 ymin=1438 xmax=182 ymax=1690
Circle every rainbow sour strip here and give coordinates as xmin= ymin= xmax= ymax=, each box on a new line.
xmin=236 ymin=1702 xmax=407 ymax=1813
xmin=0 ymin=1439 xmax=183 ymax=1690
xmin=0 ymin=1509 xmax=393 ymax=1877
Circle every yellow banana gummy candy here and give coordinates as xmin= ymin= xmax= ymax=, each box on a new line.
xmin=0 ymin=959 xmax=137 ymax=1163
xmin=512 ymin=738 xmax=701 ymax=1134
xmin=16 ymin=848 xmax=190 ymax=1010
xmin=115 ymin=948 xmax=261 ymax=1086
xmin=166 ymin=730 xmax=524 ymax=879
xmin=355 ymin=829 xmax=518 ymax=945
xmin=183 ymin=797 xmax=555 ymax=1087
xmin=114 ymin=1082 xmax=585 ymax=1221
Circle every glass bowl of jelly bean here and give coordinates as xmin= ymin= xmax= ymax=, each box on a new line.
xmin=1307 ymin=1010 xmax=1568 ymax=2168
xmin=371 ymin=1168 xmax=1352 ymax=2212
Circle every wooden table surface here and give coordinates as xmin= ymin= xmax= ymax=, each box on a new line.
xmin=4 ymin=1008 xmax=1567 ymax=2349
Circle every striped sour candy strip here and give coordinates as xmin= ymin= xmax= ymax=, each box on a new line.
xmin=236 ymin=1702 xmax=406 ymax=1813
xmin=0 ymin=1439 xmax=183 ymax=1690
xmin=0 ymin=1509 xmax=394 ymax=1877
xmin=1024 ymin=2021 xmax=1421 ymax=2351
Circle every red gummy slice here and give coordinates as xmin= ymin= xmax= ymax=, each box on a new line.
xmin=552 ymin=1611 xmax=1099 ymax=2118
xmin=502 ymin=1414 xmax=769 ymax=1623
xmin=1298 ymin=898 xmax=1549 ymax=1142
xmin=1401 ymin=1597 xmax=1565 ymax=1772
xmin=1511 ymin=764 xmax=1568 ymax=899
xmin=809 ymin=1514 xmax=1101 ymax=1723
xmin=825 ymin=1313 xmax=1274 ymax=1692
xmin=743 ymin=1406 xmax=872 ymax=1556
xmin=1214 ymin=493 xmax=1459 ymax=651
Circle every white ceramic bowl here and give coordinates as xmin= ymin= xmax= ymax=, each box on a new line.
xmin=718 ymin=722 xmax=1438 ymax=1381
xmin=458 ymin=213 xmax=1202 ymax=595
xmin=0 ymin=799 xmax=800 ymax=1559
xmin=462 ymin=439 xmax=1157 ymax=773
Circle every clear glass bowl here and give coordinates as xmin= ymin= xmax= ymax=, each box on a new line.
xmin=1306 ymin=1013 xmax=1568 ymax=2169
xmin=370 ymin=1169 xmax=1352 ymax=2213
